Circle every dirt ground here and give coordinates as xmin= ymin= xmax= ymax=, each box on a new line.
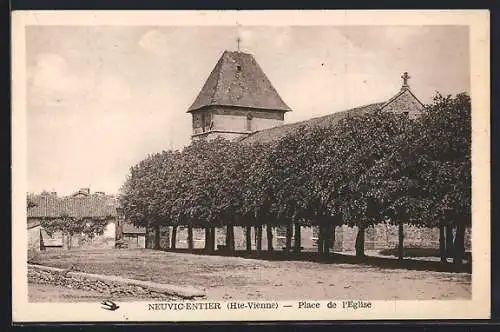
xmin=29 ymin=249 xmax=471 ymax=301
xmin=29 ymin=283 xmax=106 ymax=302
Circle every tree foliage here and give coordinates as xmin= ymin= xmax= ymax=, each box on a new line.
xmin=119 ymin=93 xmax=471 ymax=260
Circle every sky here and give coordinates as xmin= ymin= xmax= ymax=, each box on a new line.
xmin=26 ymin=25 xmax=470 ymax=196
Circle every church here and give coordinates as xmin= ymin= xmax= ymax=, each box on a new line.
xmin=177 ymin=49 xmax=450 ymax=252
xmin=187 ymin=49 xmax=424 ymax=144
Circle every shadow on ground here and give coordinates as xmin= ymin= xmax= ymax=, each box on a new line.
xmin=160 ymin=248 xmax=471 ymax=274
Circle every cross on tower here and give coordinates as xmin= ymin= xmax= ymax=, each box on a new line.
xmin=236 ymin=36 xmax=241 ymax=52
xmin=401 ymin=72 xmax=411 ymax=89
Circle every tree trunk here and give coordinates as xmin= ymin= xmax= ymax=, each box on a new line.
xmin=154 ymin=224 xmax=161 ymax=250
xmin=285 ymin=224 xmax=293 ymax=251
xmin=211 ymin=227 xmax=216 ymax=251
xmin=205 ymin=227 xmax=211 ymax=250
xmin=445 ymin=225 xmax=454 ymax=257
xmin=266 ymin=225 xmax=273 ymax=252
xmin=256 ymin=226 xmax=263 ymax=252
xmin=439 ymin=224 xmax=446 ymax=263
xmin=226 ymin=224 xmax=235 ymax=251
xmin=171 ymin=226 xmax=177 ymax=249
xmin=293 ymin=223 xmax=301 ymax=253
xmin=398 ymin=221 xmax=404 ymax=260
xmin=317 ymin=225 xmax=323 ymax=254
xmin=187 ymin=225 xmax=194 ymax=249
xmin=355 ymin=226 xmax=365 ymax=257
xmin=245 ymin=226 xmax=252 ymax=252
xmin=453 ymin=223 xmax=465 ymax=265
xmin=323 ymin=225 xmax=330 ymax=255
xmin=331 ymin=224 xmax=336 ymax=252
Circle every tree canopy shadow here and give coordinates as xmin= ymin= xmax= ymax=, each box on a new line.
xmin=160 ymin=248 xmax=471 ymax=274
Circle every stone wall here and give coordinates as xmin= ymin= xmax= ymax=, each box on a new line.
xmin=150 ymin=224 xmax=472 ymax=252
xmin=27 ymin=225 xmax=41 ymax=261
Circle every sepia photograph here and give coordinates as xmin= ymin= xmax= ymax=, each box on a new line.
xmin=12 ymin=10 xmax=490 ymax=321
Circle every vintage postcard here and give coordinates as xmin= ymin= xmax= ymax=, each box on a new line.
xmin=12 ymin=10 xmax=490 ymax=322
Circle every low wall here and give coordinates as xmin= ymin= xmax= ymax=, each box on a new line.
xmin=151 ymin=224 xmax=471 ymax=252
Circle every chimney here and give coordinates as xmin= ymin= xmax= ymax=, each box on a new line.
xmin=79 ymin=188 xmax=90 ymax=195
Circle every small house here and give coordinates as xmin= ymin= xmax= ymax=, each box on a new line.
xmin=27 ymin=189 xmax=119 ymax=251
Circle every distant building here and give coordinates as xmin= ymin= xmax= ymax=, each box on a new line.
xmin=27 ymin=188 xmax=118 ymax=251
xmin=115 ymin=221 xmax=147 ymax=249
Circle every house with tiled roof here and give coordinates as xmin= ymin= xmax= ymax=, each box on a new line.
xmin=27 ymin=188 xmax=119 ymax=252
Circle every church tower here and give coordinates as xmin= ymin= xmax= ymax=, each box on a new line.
xmin=187 ymin=50 xmax=292 ymax=141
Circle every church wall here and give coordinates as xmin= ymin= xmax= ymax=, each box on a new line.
xmin=251 ymin=117 xmax=284 ymax=132
xmin=213 ymin=113 xmax=248 ymax=132
xmin=211 ymin=113 xmax=283 ymax=133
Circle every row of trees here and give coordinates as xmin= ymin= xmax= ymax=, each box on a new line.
xmin=120 ymin=93 xmax=471 ymax=264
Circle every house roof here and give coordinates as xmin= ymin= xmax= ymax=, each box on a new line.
xmin=27 ymin=194 xmax=119 ymax=219
xmin=187 ymin=50 xmax=292 ymax=113
xmin=240 ymin=102 xmax=385 ymax=145
xmin=122 ymin=223 xmax=146 ymax=234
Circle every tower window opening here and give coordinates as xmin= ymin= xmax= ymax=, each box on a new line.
xmin=236 ymin=65 xmax=241 ymax=71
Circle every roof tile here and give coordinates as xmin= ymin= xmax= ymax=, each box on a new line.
xmin=27 ymin=194 xmax=118 ymax=219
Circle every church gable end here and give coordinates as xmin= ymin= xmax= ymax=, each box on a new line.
xmin=379 ymin=72 xmax=425 ymax=119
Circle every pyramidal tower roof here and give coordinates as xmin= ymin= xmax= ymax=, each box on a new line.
xmin=187 ymin=50 xmax=292 ymax=113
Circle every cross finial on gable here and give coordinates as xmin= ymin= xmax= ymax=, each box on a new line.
xmin=401 ymin=72 xmax=411 ymax=90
